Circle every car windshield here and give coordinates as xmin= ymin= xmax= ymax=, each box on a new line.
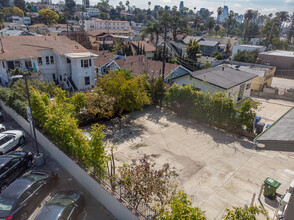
xmin=0 ymin=197 xmax=14 ymax=211
xmin=48 ymin=198 xmax=74 ymax=207
xmin=0 ymin=158 xmax=11 ymax=166
xmin=23 ymin=173 xmax=47 ymax=182
xmin=0 ymin=138 xmax=7 ymax=146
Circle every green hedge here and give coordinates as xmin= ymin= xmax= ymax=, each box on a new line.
xmin=164 ymin=84 xmax=259 ymax=133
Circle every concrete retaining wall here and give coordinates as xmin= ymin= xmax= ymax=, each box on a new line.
xmin=0 ymin=101 xmax=138 ymax=220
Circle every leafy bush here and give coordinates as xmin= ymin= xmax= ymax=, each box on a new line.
xmin=222 ymin=204 xmax=268 ymax=220
xmin=233 ymin=49 xmax=259 ymax=63
xmin=211 ymin=51 xmax=224 ymax=60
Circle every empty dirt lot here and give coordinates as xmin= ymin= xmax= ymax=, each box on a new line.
xmin=104 ymin=107 xmax=294 ymax=219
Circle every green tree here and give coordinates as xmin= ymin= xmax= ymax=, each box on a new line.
xmin=98 ymin=69 xmax=151 ymax=116
xmin=211 ymin=51 xmax=224 ymax=60
xmin=233 ymin=49 xmax=259 ymax=63
xmin=13 ymin=0 xmax=25 ymax=10
xmin=205 ymin=17 xmax=215 ymax=35
xmin=224 ymin=10 xmax=236 ymax=37
xmin=203 ymin=59 xmax=211 ymax=69
xmin=161 ymin=190 xmax=206 ymax=220
xmin=39 ymin=9 xmax=59 ymax=25
xmin=186 ymin=39 xmax=202 ymax=61
xmin=170 ymin=9 xmax=188 ymax=40
xmin=214 ymin=24 xmax=221 ymax=36
xmin=3 ymin=7 xmax=24 ymax=17
xmin=217 ymin=7 xmax=223 ymax=24
xmin=222 ymin=205 xmax=268 ymax=220
xmin=65 ymin=0 xmax=76 ymax=14
xmin=275 ymin=11 xmax=289 ymax=32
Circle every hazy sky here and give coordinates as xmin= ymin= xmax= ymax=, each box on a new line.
xmin=32 ymin=0 xmax=294 ymax=15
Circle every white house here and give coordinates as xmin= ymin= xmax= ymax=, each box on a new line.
xmin=170 ymin=64 xmax=258 ymax=103
xmin=0 ymin=36 xmax=98 ymax=91
xmin=232 ymin=44 xmax=266 ymax=57
xmin=76 ymin=7 xmax=99 ymax=19
xmin=6 ymin=16 xmax=31 ymax=25
xmin=83 ymin=19 xmax=131 ymax=32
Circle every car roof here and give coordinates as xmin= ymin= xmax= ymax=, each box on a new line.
xmin=1 ymin=172 xmax=48 ymax=199
xmin=35 ymin=205 xmax=66 ymax=220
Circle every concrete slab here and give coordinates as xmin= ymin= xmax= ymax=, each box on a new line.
xmin=104 ymin=107 xmax=294 ymax=219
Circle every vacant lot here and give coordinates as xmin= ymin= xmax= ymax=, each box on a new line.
xmin=104 ymin=107 xmax=294 ymax=219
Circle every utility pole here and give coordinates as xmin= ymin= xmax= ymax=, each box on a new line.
xmin=162 ymin=26 xmax=167 ymax=80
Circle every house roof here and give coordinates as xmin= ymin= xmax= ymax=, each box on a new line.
xmin=0 ymin=36 xmax=89 ymax=60
xmin=130 ymin=41 xmax=156 ymax=52
xmin=169 ymin=40 xmax=186 ymax=49
xmin=92 ymin=19 xmax=130 ymax=23
xmin=189 ymin=64 xmax=258 ymax=90
xmin=91 ymin=50 xmax=117 ymax=67
xmin=198 ymin=40 xmax=219 ymax=47
xmin=259 ymin=50 xmax=294 ymax=58
xmin=87 ymin=29 xmax=133 ymax=36
xmin=183 ymin=36 xmax=204 ymax=44
xmin=255 ymin=107 xmax=294 ymax=144
xmin=116 ymin=55 xmax=179 ymax=78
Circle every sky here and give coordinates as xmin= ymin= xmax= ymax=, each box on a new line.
xmin=32 ymin=0 xmax=294 ymax=15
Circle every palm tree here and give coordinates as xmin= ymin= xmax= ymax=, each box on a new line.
xmin=205 ymin=17 xmax=216 ymax=35
xmin=217 ymin=7 xmax=223 ymax=24
xmin=225 ymin=10 xmax=236 ymax=37
xmin=125 ymin=0 xmax=130 ymax=12
xmin=193 ymin=14 xmax=202 ymax=32
xmin=148 ymin=1 xmax=151 ymax=9
xmin=275 ymin=11 xmax=290 ymax=32
xmin=244 ymin=9 xmax=254 ymax=42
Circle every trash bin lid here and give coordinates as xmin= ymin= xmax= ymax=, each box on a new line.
xmin=264 ymin=177 xmax=281 ymax=188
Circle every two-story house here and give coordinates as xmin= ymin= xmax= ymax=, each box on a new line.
xmin=0 ymin=36 xmax=98 ymax=91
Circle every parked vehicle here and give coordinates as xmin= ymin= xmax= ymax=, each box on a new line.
xmin=0 ymin=151 xmax=33 ymax=193
xmin=0 ymin=130 xmax=25 ymax=154
xmin=34 ymin=191 xmax=85 ymax=220
xmin=0 ymin=171 xmax=57 ymax=220
xmin=0 ymin=125 xmax=5 ymax=133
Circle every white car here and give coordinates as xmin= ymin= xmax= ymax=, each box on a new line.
xmin=0 ymin=124 xmax=5 ymax=132
xmin=0 ymin=130 xmax=25 ymax=154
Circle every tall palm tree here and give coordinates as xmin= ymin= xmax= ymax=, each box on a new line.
xmin=275 ymin=11 xmax=290 ymax=32
xmin=148 ymin=1 xmax=151 ymax=9
xmin=225 ymin=10 xmax=236 ymax=37
xmin=125 ymin=0 xmax=130 ymax=12
xmin=217 ymin=7 xmax=223 ymax=24
xmin=244 ymin=9 xmax=254 ymax=42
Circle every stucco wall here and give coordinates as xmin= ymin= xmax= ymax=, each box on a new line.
xmin=0 ymin=101 xmax=139 ymax=220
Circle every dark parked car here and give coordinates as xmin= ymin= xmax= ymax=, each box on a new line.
xmin=0 ymin=171 xmax=57 ymax=220
xmin=0 ymin=151 xmax=33 ymax=193
xmin=35 ymin=191 xmax=85 ymax=220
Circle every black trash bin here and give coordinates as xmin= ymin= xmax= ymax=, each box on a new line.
xmin=256 ymin=122 xmax=265 ymax=135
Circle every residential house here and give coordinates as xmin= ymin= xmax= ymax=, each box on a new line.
xmin=0 ymin=36 xmax=98 ymax=91
xmin=83 ymin=19 xmax=131 ymax=32
xmin=198 ymin=41 xmax=220 ymax=56
xmin=92 ymin=50 xmax=120 ymax=75
xmin=116 ymin=55 xmax=180 ymax=79
xmin=87 ymin=30 xmax=134 ymax=49
xmin=129 ymin=41 xmax=156 ymax=58
xmin=221 ymin=61 xmax=276 ymax=92
xmin=76 ymin=7 xmax=99 ymax=19
xmin=6 ymin=16 xmax=31 ymax=25
xmin=168 ymin=40 xmax=187 ymax=57
xmin=232 ymin=44 xmax=266 ymax=57
xmin=258 ymin=50 xmax=294 ymax=78
xmin=0 ymin=28 xmax=39 ymax=36
xmin=169 ymin=64 xmax=258 ymax=103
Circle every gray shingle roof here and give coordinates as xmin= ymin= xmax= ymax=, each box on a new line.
xmin=198 ymin=40 xmax=219 ymax=47
xmin=190 ymin=64 xmax=257 ymax=89
xmin=183 ymin=36 xmax=204 ymax=44
xmin=169 ymin=40 xmax=186 ymax=49
xmin=255 ymin=107 xmax=294 ymax=144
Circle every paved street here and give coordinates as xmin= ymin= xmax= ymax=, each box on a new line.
xmin=1 ymin=110 xmax=115 ymax=220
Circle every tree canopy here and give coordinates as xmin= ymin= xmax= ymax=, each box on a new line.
xmin=39 ymin=9 xmax=59 ymax=25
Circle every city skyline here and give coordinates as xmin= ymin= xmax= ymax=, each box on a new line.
xmin=27 ymin=0 xmax=294 ymax=15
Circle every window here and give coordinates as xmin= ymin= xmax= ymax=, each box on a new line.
xmin=14 ymin=61 xmax=20 ymax=67
xmin=25 ymin=61 xmax=32 ymax=69
xmin=67 ymin=58 xmax=71 ymax=64
xmin=53 ymin=74 xmax=56 ymax=81
xmin=246 ymin=83 xmax=251 ymax=90
xmin=38 ymin=57 xmax=42 ymax=65
xmin=46 ymin=56 xmax=50 ymax=65
xmin=85 ymin=76 xmax=90 ymax=85
xmin=50 ymin=56 xmax=54 ymax=64
xmin=60 ymin=75 xmax=62 ymax=81
xmin=81 ymin=59 xmax=89 ymax=68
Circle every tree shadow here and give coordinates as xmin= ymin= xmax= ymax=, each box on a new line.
xmin=141 ymin=106 xmax=257 ymax=150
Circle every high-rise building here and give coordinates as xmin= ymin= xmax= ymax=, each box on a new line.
xmin=179 ymin=1 xmax=184 ymax=11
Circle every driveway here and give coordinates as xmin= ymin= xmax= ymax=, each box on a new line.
xmin=104 ymin=107 xmax=294 ymax=219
